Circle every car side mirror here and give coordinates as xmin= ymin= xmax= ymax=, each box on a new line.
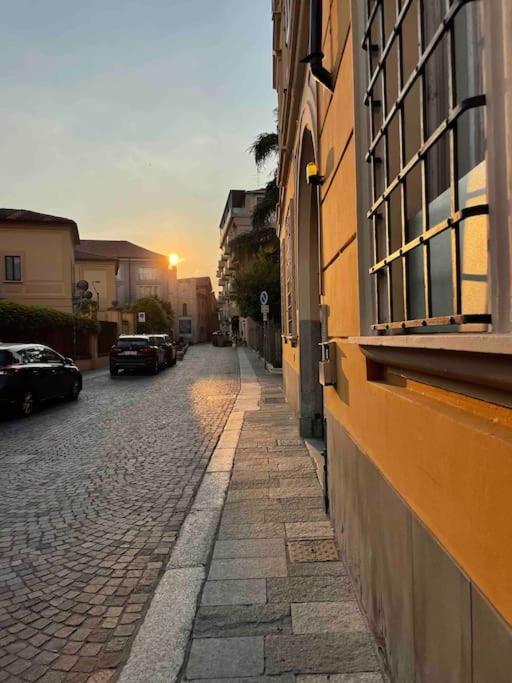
xmin=64 ymin=357 xmax=74 ymax=365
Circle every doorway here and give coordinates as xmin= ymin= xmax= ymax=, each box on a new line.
xmin=296 ymin=129 xmax=324 ymax=438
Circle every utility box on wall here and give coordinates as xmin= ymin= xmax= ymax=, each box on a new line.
xmin=319 ymin=341 xmax=336 ymax=386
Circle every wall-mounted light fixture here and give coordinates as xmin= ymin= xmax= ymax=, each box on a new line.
xmin=306 ymin=162 xmax=324 ymax=186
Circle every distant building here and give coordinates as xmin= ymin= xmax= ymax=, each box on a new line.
xmin=175 ymin=276 xmax=217 ymax=344
xmin=78 ymin=240 xmax=177 ymax=308
xmin=74 ymin=248 xmax=135 ymax=334
xmin=0 ymin=208 xmax=79 ymax=312
xmin=216 ymin=189 xmax=266 ymax=337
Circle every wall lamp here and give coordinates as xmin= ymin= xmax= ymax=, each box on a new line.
xmin=306 ymin=162 xmax=324 ymax=186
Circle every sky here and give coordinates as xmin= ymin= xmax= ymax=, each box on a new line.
xmin=0 ymin=0 xmax=276 ymax=288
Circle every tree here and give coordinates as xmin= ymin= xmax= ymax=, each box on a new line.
xmin=154 ymin=296 xmax=175 ymax=327
xmin=231 ymin=251 xmax=281 ymax=323
xmin=249 ymin=132 xmax=279 ymax=230
xmin=132 ymin=297 xmax=173 ymax=333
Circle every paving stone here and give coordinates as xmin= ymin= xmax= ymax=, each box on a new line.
xmin=213 ymin=539 xmax=285 ymax=560
xmin=186 ymin=636 xmax=264 ymax=679
xmin=217 ymin=431 xmax=241 ymax=449
xmin=168 ymin=509 xmax=222 ymax=568
xmin=207 ymin=449 xmax=236 ymax=473
xmin=186 ymin=676 xmax=294 ymax=683
xmin=291 ymin=603 xmax=368 ymax=634
xmin=192 ymin=473 xmax=231 ymax=510
xmin=267 ymin=577 xmax=354 ymax=603
xmin=285 ymin=523 xmax=334 ymax=540
xmin=209 ymin=557 xmax=287 ymax=580
xmin=194 ymin=604 xmax=291 ymax=638
xmin=264 ymin=509 xmax=327 ymax=523
xmin=288 ymin=562 xmax=347 ymax=577
xmin=297 ymin=675 xmax=384 ymax=683
xmin=119 ymin=566 xmax=204 ymax=683
xmin=218 ymin=523 xmax=285 ymax=540
xmin=0 ymin=346 xmax=239 ymax=681
xmin=265 ymin=634 xmax=380 ymax=674
xmin=201 ymin=579 xmax=267 ymax=606
xmin=228 ymin=489 xmax=271 ymax=503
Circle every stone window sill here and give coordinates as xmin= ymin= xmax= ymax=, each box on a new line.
xmin=349 ymin=334 xmax=512 ymax=403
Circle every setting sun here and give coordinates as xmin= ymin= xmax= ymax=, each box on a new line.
xmin=168 ymin=253 xmax=182 ymax=267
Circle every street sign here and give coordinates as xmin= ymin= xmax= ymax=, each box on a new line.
xmin=259 ymin=291 xmax=269 ymax=305
xmin=137 ymin=312 xmax=146 ymax=323
xmin=262 ymin=311 xmax=268 ymax=322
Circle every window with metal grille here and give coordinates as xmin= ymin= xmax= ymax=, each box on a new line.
xmin=363 ymin=0 xmax=489 ymax=332
xmin=5 ymin=256 xmax=22 ymax=281
xmin=284 ymin=201 xmax=296 ymax=335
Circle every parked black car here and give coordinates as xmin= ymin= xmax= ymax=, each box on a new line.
xmin=109 ymin=335 xmax=166 ymax=376
xmin=0 ymin=344 xmax=82 ymax=417
xmin=152 ymin=334 xmax=177 ymax=367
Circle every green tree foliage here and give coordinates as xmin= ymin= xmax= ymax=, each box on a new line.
xmin=250 ymin=132 xmax=279 ymax=230
xmin=252 ymin=178 xmax=279 ymax=230
xmin=0 ymin=299 xmax=99 ymax=336
xmin=231 ymin=251 xmax=281 ymax=323
xmin=250 ymin=132 xmax=279 ymax=169
xmin=132 ymin=296 xmax=173 ymax=333
xmin=154 ymin=296 xmax=175 ymax=327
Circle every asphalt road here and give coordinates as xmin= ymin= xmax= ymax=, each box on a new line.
xmin=0 ymin=345 xmax=239 ymax=682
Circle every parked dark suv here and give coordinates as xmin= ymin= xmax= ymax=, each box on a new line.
xmin=109 ymin=335 xmax=166 ymax=376
xmin=152 ymin=334 xmax=177 ymax=367
xmin=0 ymin=344 xmax=82 ymax=417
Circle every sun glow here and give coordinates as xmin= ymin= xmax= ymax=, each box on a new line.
xmin=168 ymin=253 xmax=182 ymax=267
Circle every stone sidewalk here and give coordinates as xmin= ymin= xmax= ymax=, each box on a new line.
xmin=182 ymin=349 xmax=385 ymax=682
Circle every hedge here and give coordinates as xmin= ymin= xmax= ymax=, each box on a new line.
xmin=0 ymin=300 xmax=99 ymax=336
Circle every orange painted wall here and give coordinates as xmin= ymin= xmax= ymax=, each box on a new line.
xmin=315 ymin=0 xmax=512 ymax=625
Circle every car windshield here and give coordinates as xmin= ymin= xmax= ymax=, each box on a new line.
xmin=0 ymin=350 xmax=14 ymax=366
xmin=117 ymin=338 xmax=149 ymax=348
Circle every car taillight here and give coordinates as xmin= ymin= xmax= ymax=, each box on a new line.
xmin=141 ymin=347 xmax=154 ymax=354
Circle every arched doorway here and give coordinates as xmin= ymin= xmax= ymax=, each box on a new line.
xmin=296 ymin=129 xmax=323 ymax=438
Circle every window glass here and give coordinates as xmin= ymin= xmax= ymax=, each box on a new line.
xmin=5 ymin=256 xmax=22 ymax=281
xmin=22 ymin=347 xmax=45 ymax=363
xmin=0 ymin=350 xmax=15 ymax=366
xmin=179 ymin=319 xmax=192 ymax=335
xmin=41 ymin=348 xmax=64 ymax=363
xmin=138 ymin=267 xmax=158 ymax=281
xmin=364 ymin=0 xmax=488 ymax=331
xmin=117 ymin=338 xmax=149 ymax=348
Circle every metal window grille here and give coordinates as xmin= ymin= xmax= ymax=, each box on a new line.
xmin=284 ymin=201 xmax=296 ymax=335
xmin=363 ymin=0 xmax=490 ymax=331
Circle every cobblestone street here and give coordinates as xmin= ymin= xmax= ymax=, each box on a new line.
xmin=0 ymin=345 xmax=239 ymax=682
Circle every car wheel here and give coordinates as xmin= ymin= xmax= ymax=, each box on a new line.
xmin=67 ymin=379 xmax=81 ymax=401
xmin=150 ymin=359 xmax=159 ymax=375
xmin=19 ymin=391 xmax=34 ymax=418
xmin=110 ymin=366 xmax=118 ymax=377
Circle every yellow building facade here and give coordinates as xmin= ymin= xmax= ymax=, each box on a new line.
xmin=0 ymin=210 xmax=78 ymax=312
xmin=274 ymin=1 xmax=512 ymax=680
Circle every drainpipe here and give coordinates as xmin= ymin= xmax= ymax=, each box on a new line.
xmin=301 ymin=0 xmax=333 ymax=92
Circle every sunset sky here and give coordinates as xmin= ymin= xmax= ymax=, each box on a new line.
xmin=0 ymin=0 xmax=276 ymax=288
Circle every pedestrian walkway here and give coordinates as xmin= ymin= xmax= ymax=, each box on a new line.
xmin=120 ymin=348 xmax=385 ymax=682
xmin=183 ymin=349 xmax=385 ymax=682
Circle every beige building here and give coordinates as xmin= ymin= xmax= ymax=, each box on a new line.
xmin=217 ymin=189 xmax=266 ymax=338
xmin=78 ymin=240 xmax=177 ymax=308
xmin=175 ymin=276 xmax=216 ymax=344
xmin=0 ymin=209 xmax=79 ymax=312
xmin=74 ymin=247 xmax=135 ymax=334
